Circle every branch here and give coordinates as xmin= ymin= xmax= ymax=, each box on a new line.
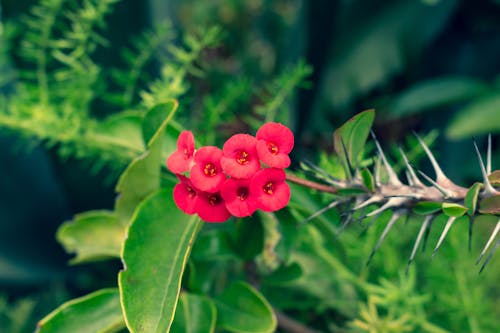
xmin=286 ymin=173 xmax=338 ymax=194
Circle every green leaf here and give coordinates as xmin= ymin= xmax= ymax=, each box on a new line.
xmin=119 ymin=189 xmax=202 ymax=333
xmin=360 ymin=167 xmax=375 ymax=192
xmin=92 ymin=112 xmax=145 ymax=153
xmin=479 ymin=195 xmax=500 ymax=215
xmin=230 ymin=217 xmax=264 ymax=261
xmin=263 ymin=262 xmax=302 ymax=286
xmin=142 ymin=100 xmax=179 ymax=147
xmin=412 ymin=201 xmax=442 ymax=215
xmin=214 ymin=281 xmax=277 ymax=333
xmin=191 ymin=230 xmax=234 ymax=261
xmin=446 ymin=93 xmax=500 ymax=139
xmin=387 ymin=76 xmax=488 ymax=119
xmin=56 ymin=210 xmax=124 ymax=264
xmin=36 ymin=289 xmax=124 ymax=333
xmin=464 ymin=182 xmax=483 ymax=216
xmin=442 ymin=202 xmax=468 ymax=217
xmin=171 ymin=293 xmax=217 ymax=333
xmin=333 ymin=109 xmax=375 ymax=176
xmin=488 ymin=170 xmax=500 ymax=186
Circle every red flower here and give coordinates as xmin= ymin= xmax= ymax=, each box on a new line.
xmin=167 ymin=131 xmax=195 ymax=174
xmin=221 ymin=134 xmax=260 ymax=179
xmin=250 ymin=168 xmax=290 ymax=212
xmin=173 ymin=175 xmax=198 ymax=214
xmin=256 ymin=122 xmax=294 ymax=168
xmin=220 ymin=178 xmax=257 ymax=217
xmin=195 ymin=191 xmax=231 ymax=223
xmin=190 ymin=146 xmax=226 ymax=192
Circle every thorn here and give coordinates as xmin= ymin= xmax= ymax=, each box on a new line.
xmin=336 ymin=213 xmax=353 ymax=238
xmin=300 ymin=200 xmax=342 ymax=225
xmin=366 ymin=197 xmax=408 ymax=217
xmin=366 ymin=212 xmax=401 ymax=265
xmin=487 ymin=134 xmax=492 ymax=175
xmin=479 ymin=237 xmax=499 ymax=273
xmin=371 ymin=131 xmax=402 ymax=186
xmin=476 ymin=218 xmax=500 ymax=264
xmin=358 ymin=213 xmax=381 ymax=237
xmin=302 ymin=160 xmax=346 ymax=188
xmin=432 ymin=216 xmax=457 ymax=258
xmin=405 ymin=171 xmax=414 ymax=186
xmin=417 ymin=169 xmax=451 ymax=198
xmin=413 ymin=131 xmax=448 ymax=184
xmin=422 ymin=216 xmax=434 ymax=252
xmin=352 ymin=195 xmax=384 ymax=211
xmin=340 ymin=138 xmax=354 ymax=180
xmin=406 ymin=215 xmax=433 ymax=275
xmin=398 ymin=146 xmax=425 ymax=187
xmin=473 ymin=138 xmax=497 ymax=195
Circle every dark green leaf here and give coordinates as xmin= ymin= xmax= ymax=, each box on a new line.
xmin=442 ymin=202 xmax=468 ymax=217
xmin=360 ymin=168 xmax=375 ymax=192
xmin=263 ymin=262 xmax=302 ymax=286
xmin=214 ymin=281 xmax=276 ymax=333
xmin=191 ymin=230 xmax=234 ymax=261
xmin=171 ymin=293 xmax=216 ymax=333
xmin=333 ymin=109 xmax=375 ymax=174
xmin=56 ymin=210 xmax=124 ymax=264
xmin=119 ymin=189 xmax=201 ymax=333
xmin=479 ymin=195 xmax=500 ymax=215
xmin=36 ymin=289 xmax=124 ymax=333
xmin=230 ymin=216 xmax=264 ymax=261
xmin=464 ymin=182 xmax=483 ymax=216
xmin=412 ymin=201 xmax=442 ymax=215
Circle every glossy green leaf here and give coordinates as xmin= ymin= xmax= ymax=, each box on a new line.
xmin=360 ymin=167 xmax=375 ymax=192
xmin=115 ymin=100 xmax=178 ymax=224
xmin=479 ymin=195 xmax=500 ymax=215
xmin=171 ymin=293 xmax=216 ymax=333
xmin=442 ymin=202 xmax=468 ymax=217
xmin=464 ymin=182 xmax=483 ymax=216
xmin=214 ymin=281 xmax=276 ymax=333
xmin=412 ymin=201 xmax=442 ymax=215
xmin=333 ymin=109 xmax=375 ymax=175
xmin=36 ymin=289 xmax=124 ymax=333
xmin=119 ymin=189 xmax=202 ymax=333
xmin=56 ymin=210 xmax=124 ymax=264
xmin=446 ymin=93 xmax=500 ymax=139
xmin=488 ymin=170 xmax=500 ymax=186
xmin=388 ymin=76 xmax=488 ymax=119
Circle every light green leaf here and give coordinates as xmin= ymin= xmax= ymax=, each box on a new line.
xmin=446 ymin=93 xmax=500 ymax=139
xmin=387 ymin=76 xmax=488 ymax=119
xmin=214 ymin=281 xmax=277 ymax=333
xmin=442 ymin=202 xmax=468 ymax=217
xmin=479 ymin=195 xmax=500 ymax=215
xmin=36 ymin=289 xmax=124 ymax=333
xmin=56 ymin=210 xmax=124 ymax=264
xmin=412 ymin=201 xmax=442 ymax=215
xmin=464 ymin=182 xmax=483 ymax=216
xmin=171 ymin=293 xmax=217 ymax=333
xmin=333 ymin=109 xmax=375 ymax=176
xmin=92 ymin=112 xmax=144 ymax=153
xmin=119 ymin=189 xmax=202 ymax=333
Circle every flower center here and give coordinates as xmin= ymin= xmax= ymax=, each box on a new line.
xmin=236 ymin=151 xmax=250 ymax=165
xmin=263 ymin=182 xmax=275 ymax=195
xmin=203 ymin=162 xmax=217 ymax=176
xmin=267 ymin=142 xmax=279 ymax=155
xmin=186 ymin=186 xmax=196 ymax=198
xmin=208 ymin=194 xmax=221 ymax=206
xmin=237 ymin=187 xmax=248 ymax=200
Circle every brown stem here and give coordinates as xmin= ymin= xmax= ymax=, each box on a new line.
xmin=275 ymin=309 xmax=320 ymax=333
xmin=286 ymin=173 xmax=338 ymax=194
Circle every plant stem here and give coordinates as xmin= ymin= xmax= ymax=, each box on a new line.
xmin=286 ymin=173 xmax=337 ymax=194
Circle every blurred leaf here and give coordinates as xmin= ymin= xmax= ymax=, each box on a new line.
xmin=361 ymin=168 xmax=375 ymax=192
xmin=488 ymin=170 xmax=500 ymax=186
xmin=230 ymin=217 xmax=264 ymax=261
xmin=119 ymin=189 xmax=201 ymax=333
xmin=412 ymin=201 xmax=442 ymax=215
xmin=56 ymin=210 xmax=124 ymax=264
xmin=36 ymin=289 xmax=124 ymax=333
xmin=464 ymin=183 xmax=483 ymax=215
xmin=92 ymin=112 xmax=144 ymax=153
xmin=171 ymin=293 xmax=216 ymax=333
xmin=214 ymin=281 xmax=276 ymax=333
xmin=191 ymin=230 xmax=234 ymax=261
xmin=333 ymin=109 xmax=375 ymax=175
xmin=387 ymin=76 xmax=489 ymax=119
xmin=446 ymin=93 xmax=500 ymax=139
xmin=442 ymin=202 xmax=468 ymax=217
xmin=262 ymin=262 xmax=302 ymax=286
xmin=479 ymin=195 xmax=500 ymax=215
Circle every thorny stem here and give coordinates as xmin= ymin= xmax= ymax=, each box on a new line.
xmin=286 ymin=173 xmax=338 ymax=194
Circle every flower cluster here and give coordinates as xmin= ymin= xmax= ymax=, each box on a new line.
xmin=167 ymin=123 xmax=294 ymax=223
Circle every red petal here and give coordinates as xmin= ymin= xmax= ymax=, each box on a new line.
xmin=173 ymin=180 xmax=198 ymax=214
xmin=256 ymin=122 xmax=294 ymax=154
xmin=256 ymin=140 xmax=291 ymax=168
xmin=221 ymin=134 xmax=260 ymax=178
xmin=250 ymin=168 xmax=290 ymax=212
xmin=177 ymin=131 xmax=195 ymax=154
xmin=195 ymin=192 xmax=231 ymax=223
xmin=167 ymin=150 xmax=193 ymax=174
xmin=220 ymin=178 xmax=257 ymax=217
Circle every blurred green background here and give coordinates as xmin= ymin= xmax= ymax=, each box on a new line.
xmin=0 ymin=0 xmax=499 ymax=332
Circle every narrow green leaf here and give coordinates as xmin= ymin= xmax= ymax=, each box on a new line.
xmin=479 ymin=195 xmax=500 ymax=215
xmin=360 ymin=168 xmax=375 ymax=192
xmin=36 ymin=289 xmax=124 ymax=333
xmin=464 ymin=182 xmax=483 ymax=216
xmin=412 ymin=201 xmax=442 ymax=215
xmin=119 ymin=189 xmax=202 ymax=333
xmin=171 ymin=293 xmax=217 ymax=333
xmin=333 ymin=109 xmax=375 ymax=175
xmin=56 ymin=210 xmax=124 ymax=264
xmin=442 ymin=202 xmax=468 ymax=217
xmin=488 ymin=170 xmax=500 ymax=186
xmin=214 ymin=281 xmax=277 ymax=333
